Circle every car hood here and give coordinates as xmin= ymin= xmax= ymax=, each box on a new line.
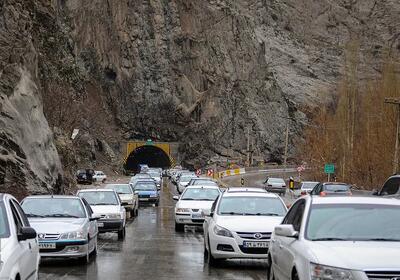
xmin=215 ymin=216 xmax=283 ymax=232
xmin=90 ymin=205 xmax=121 ymax=214
xmin=176 ymin=200 xmax=215 ymax=210
xmin=307 ymin=241 xmax=400 ymax=270
xmin=28 ymin=218 xmax=86 ymax=234
xmin=136 ymin=190 xmax=158 ymax=195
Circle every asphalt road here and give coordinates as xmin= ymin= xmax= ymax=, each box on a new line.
xmin=38 ymin=178 xmax=269 ymax=280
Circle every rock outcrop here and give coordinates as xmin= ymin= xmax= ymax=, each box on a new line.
xmin=1 ymin=0 xmax=400 ymax=194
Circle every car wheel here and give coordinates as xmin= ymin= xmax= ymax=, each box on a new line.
xmin=102 ymin=178 xmax=106 ymax=183
xmin=90 ymin=237 xmax=98 ymax=256
xmin=155 ymin=201 xmax=159 ymax=207
xmin=175 ymin=222 xmax=184 ymax=232
xmin=207 ymin=238 xmax=219 ymax=266
xmin=269 ymin=262 xmax=275 ymax=280
xmin=135 ymin=208 xmax=139 ymax=216
xmin=118 ymin=227 xmax=126 ymax=240
xmin=130 ymin=209 xmax=136 ymax=218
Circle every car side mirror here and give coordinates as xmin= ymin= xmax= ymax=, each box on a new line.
xmin=90 ymin=217 xmax=100 ymax=221
xmin=173 ymin=195 xmax=179 ymax=201
xmin=274 ymin=225 xmax=298 ymax=238
xmin=18 ymin=227 xmax=37 ymax=241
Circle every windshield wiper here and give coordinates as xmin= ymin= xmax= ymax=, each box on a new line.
xmin=363 ymin=238 xmax=400 ymax=241
xmin=311 ymin=237 xmax=348 ymax=241
xmin=220 ymin=212 xmax=243 ymax=215
xmin=93 ymin=203 xmax=117 ymax=205
xmin=181 ymin=198 xmax=195 ymax=200
xmin=26 ymin=213 xmax=45 ymax=218
xmin=44 ymin=214 xmax=80 ymax=218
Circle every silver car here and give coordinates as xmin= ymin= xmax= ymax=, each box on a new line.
xmin=21 ymin=195 xmax=99 ymax=264
xmin=105 ymin=183 xmax=139 ymax=217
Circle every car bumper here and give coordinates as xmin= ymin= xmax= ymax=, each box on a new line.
xmin=175 ymin=213 xmax=205 ymax=225
xmin=265 ymin=187 xmax=286 ymax=193
xmin=209 ymin=233 xmax=269 ymax=259
xmin=98 ymin=219 xmax=124 ymax=232
xmin=39 ymin=240 xmax=89 ymax=258
xmin=139 ymin=197 xmax=159 ymax=203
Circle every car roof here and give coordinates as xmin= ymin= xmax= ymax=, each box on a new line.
xmin=185 ymin=185 xmax=220 ymax=190
xmin=24 ymin=195 xmax=81 ymax=199
xmin=320 ymin=182 xmax=349 ymax=186
xmin=106 ymin=184 xmax=129 ymax=187
xmin=224 ymin=187 xmax=280 ymax=197
xmin=311 ymin=196 xmax=400 ymax=205
xmin=77 ymin=189 xmax=115 ymax=192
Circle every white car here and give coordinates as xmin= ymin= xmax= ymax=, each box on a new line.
xmin=268 ymin=196 xmax=400 ymax=280
xmin=293 ymin=181 xmax=319 ymax=198
xmin=105 ymin=184 xmax=139 ymax=217
xmin=77 ymin=189 xmax=126 ymax=240
xmin=203 ymin=188 xmax=287 ymax=266
xmin=92 ymin=171 xmax=107 ymax=183
xmin=177 ymin=174 xmax=197 ymax=193
xmin=0 ymin=194 xmax=40 ymax=280
xmin=147 ymin=170 xmax=162 ymax=189
xmin=173 ymin=185 xmax=221 ymax=232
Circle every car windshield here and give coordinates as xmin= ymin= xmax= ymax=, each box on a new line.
xmin=269 ymin=178 xmax=285 ymax=184
xmin=302 ymin=182 xmax=318 ymax=190
xmin=22 ymin=198 xmax=86 ymax=218
xmin=135 ymin=183 xmax=157 ymax=191
xmin=0 ymin=202 xmax=10 ymax=238
xmin=218 ymin=196 xmax=287 ymax=216
xmin=148 ymin=172 xmax=159 ymax=178
xmin=78 ymin=191 xmax=119 ymax=206
xmin=323 ymin=184 xmax=350 ymax=192
xmin=107 ymin=184 xmax=132 ymax=194
xmin=181 ymin=188 xmax=220 ymax=201
xmin=306 ymin=203 xmax=400 ymax=241
xmin=192 ymin=180 xmax=218 ymax=186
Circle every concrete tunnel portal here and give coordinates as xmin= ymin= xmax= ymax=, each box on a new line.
xmin=124 ymin=145 xmax=171 ymax=173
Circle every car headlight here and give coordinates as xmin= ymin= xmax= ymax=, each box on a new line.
xmin=60 ymin=231 xmax=85 ymax=240
xmin=310 ymin=263 xmax=354 ymax=280
xmin=106 ymin=213 xmax=121 ymax=219
xmin=176 ymin=208 xmax=190 ymax=213
xmin=213 ymin=225 xmax=233 ymax=238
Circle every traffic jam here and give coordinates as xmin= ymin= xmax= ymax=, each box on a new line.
xmin=1 ymin=165 xmax=400 ymax=280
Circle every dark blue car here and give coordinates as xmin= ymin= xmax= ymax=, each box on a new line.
xmin=133 ymin=181 xmax=160 ymax=206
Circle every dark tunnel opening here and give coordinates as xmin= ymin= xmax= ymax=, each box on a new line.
xmin=124 ymin=145 xmax=171 ymax=173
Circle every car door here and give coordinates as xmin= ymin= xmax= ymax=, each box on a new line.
xmin=272 ymin=200 xmax=304 ymax=280
xmin=9 ymin=199 xmax=37 ymax=280
xmin=279 ymin=199 xmax=305 ymax=279
xmin=82 ymin=198 xmax=98 ymax=240
xmin=204 ymin=198 xmax=218 ymax=245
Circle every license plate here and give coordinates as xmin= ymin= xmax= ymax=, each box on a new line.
xmin=140 ymin=198 xmax=149 ymax=201
xmin=191 ymin=213 xmax=204 ymax=219
xmin=243 ymin=241 xmax=268 ymax=248
xmin=97 ymin=222 xmax=104 ymax=227
xmin=39 ymin=243 xmax=56 ymax=249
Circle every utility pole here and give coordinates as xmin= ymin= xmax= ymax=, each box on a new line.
xmin=247 ymin=127 xmax=250 ymax=167
xmin=283 ymin=122 xmax=289 ymax=172
xmin=385 ymin=98 xmax=400 ymax=174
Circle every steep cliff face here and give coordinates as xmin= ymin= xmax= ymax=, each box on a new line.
xmin=1 ymin=0 xmax=399 ymax=195
xmin=0 ymin=1 xmax=62 ymax=197
xmin=60 ymin=0 xmax=400 ymax=166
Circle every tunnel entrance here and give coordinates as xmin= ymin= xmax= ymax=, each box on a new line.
xmin=124 ymin=145 xmax=171 ymax=174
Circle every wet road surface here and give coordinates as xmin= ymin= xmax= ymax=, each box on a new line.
xmin=39 ymin=179 xmax=268 ymax=280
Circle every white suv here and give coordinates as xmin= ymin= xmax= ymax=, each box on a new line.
xmin=203 ymin=188 xmax=287 ymax=266
xmin=0 ymin=193 xmax=40 ymax=280
xmin=268 ymin=196 xmax=400 ymax=280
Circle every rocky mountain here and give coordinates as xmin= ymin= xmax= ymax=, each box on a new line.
xmin=1 ymin=0 xmax=399 ymax=194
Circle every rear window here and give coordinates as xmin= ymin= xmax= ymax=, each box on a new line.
xmin=381 ymin=177 xmax=400 ymax=195
xmin=323 ymin=184 xmax=350 ymax=192
xmin=0 ymin=201 xmax=10 ymax=238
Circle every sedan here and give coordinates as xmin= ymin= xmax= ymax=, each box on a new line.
xmin=265 ymin=178 xmax=287 ymax=196
xmin=133 ymin=181 xmax=160 ymax=206
xmin=294 ymin=181 xmax=319 ymax=197
xmin=21 ymin=195 xmax=98 ymax=264
xmin=268 ymin=196 xmax=400 ymax=280
xmin=0 ymin=193 xmax=39 ymax=280
xmin=173 ymin=185 xmax=221 ymax=232
xmin=310 ymin=182 xmax=352 ymax=196
xmin=106 ymin=184 xmax=139 ymax=217
xmin=203 ymin=188 xmax=287 ymax=266
xmin=77 ymin=189 xmax=126 ymax=239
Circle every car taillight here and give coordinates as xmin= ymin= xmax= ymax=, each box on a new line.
xmin=301 ymin=191 xmax=306 ymax=196
xmin=320 ymin=191 xmax=327 ymax=197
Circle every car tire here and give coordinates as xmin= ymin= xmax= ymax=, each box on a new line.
xmin=155 ymin=201 xmax=159 ymax=207
xmin=118 ymin=227 xmax=126 ymax=240
xmin=91 ymin=237 xmax=98 ymax=256
xmin=206 ymin=238 xmax=219 ymax=266
xmin=130 ymin=209 xmax=136 ymax=218
xmin=175 ymin=222 xmax=184 ymax=232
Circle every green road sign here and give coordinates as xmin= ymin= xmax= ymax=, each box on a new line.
xmin=324 ymin=164 xmax=335 ymax=174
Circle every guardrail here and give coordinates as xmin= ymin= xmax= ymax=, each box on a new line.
xmin=218 ymin=168 xmax=246 ymax=178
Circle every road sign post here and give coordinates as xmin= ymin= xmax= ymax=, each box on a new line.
xmin=324 ymin=164 xmax=335 ymax=182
